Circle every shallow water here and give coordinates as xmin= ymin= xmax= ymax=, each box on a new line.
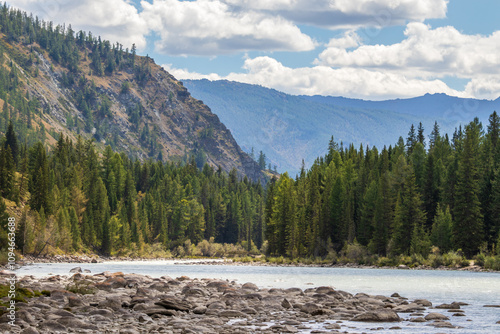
xmin=17 ymin=261 xmax=500 ymax=333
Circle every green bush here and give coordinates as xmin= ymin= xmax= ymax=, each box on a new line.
xmin=474 ymin=253 xmax=486 ymax=267
xmin=377 ymin=257 xmax=396 ymax=267
xmin=442 ymin=251 xmax=469 ymax=267
xmin=427 ymin=254 xmax=444 ymax=268
xmin=484 ymin=256 xmax=500 ymax=270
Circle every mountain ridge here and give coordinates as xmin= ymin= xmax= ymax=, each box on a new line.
xmin=183 ymin=79 xmax=487 ymax=175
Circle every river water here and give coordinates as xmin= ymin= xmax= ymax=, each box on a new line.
xmin=17 ymin=261 xmax=500 ymax=333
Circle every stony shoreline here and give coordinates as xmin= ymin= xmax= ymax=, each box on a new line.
xmin=0 ymin=267 xmax=478 ymax=333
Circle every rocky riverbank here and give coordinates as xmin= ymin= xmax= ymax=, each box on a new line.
xmin=0 ymin=268 xmax=473 ymax=333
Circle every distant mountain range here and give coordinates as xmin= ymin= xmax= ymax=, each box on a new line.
xmin=183 ymin=79 xmax=500 ymax=175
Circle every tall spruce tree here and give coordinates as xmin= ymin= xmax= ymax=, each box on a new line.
xmin=453 ymin=120 xmax=484 ymax=257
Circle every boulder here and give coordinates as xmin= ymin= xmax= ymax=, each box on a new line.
xmin=39 ymin=320 xmax=67 ymax=332
xmin=155 ymin=297 xmax=192 ymax=312
xmin=20 ymin=327 xmax=40 ymax=334
xmin=431 ymin=321 xmax=455 ymax=328
xmin=315 ymin=286 xmax=335 ymax=294
xmin=219 ymin=310 xmax=248 ymax=318
xmin=352 ymin=309 xmax=401 ymax=322
xmin=281 ymin=298 xmax=292 ymax=309
xmin=57 ymin=317 xmax=99 ymax=330
xmin=435 ymin=302 xmax=460 ymax=309
xmin=425 ymin=313 xmax=450 ymax=321
xmin=144 ymin=307 xmax=177 ymax=316
xmin=69 ymin=267 xmax=82 ymax=273
xmin=193 ymin=306 xmax=207 ymax=314
xmin=414 ymin=299 xmax=432 ymax=307
xmin=242 ymin=282 xmax=259 ymax=290
xmin=89 ymin=309 xmax=114 ymax=317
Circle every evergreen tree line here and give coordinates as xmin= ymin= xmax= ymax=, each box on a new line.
xmin=265 ymin=115 xmax=500 ymax=259
xmin=2 ymin=113 xmax=500 ymax=260
xmin=0 ymin=128 xmax=265 ymax=256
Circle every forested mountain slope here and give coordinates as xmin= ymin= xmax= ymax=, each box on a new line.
xmin=0 ymin=5 xmax=264 ymax=183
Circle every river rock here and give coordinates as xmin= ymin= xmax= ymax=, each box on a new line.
xmin=193 ymin=306 xmax=208 ymax=314
xmin=352 ymin=309 xmax=401 ymax=322
xmin=242 ymin=282 xmax=259 ymax=290
xmin=282 ymin=298 xmax=292 ymax=309
xmin=57 ymin=316 xmax=99 ymax=330
xmin=20 ymin=327 xmax=39 ymax=334
xmin=144 ymin=307 xmax=177 ymax=316
xmin=39 ymin=320 xmax=68 ymax=332
xmin=435 ymin=302 xmax=461 ymax=309
xmin=414 ymin=299 xmax=432 ymax=307
xmin=219 ymin=310 xmax=247 ymax=318
xmin=431 ymin=320 xmax=455 ymax=328
xmin=69 ymin=267 xmax=82 ymax=273
xmin=155 ymin=297 xmax=191 ymax=311
xmin=425 ymin=312 xmax=450 ymax=321
xmin=89 ymin=308 xmax=114 ymax=317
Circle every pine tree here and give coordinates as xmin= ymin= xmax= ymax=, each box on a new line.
xmin=490 ymin=168 xmax=500 ymax=244
xmin=69 ymin=206 xmax=81 ymax=251
xmin=429 ymin=121 xmax=440 ymax=150
xmin=4 ymin=120 xmax=18 ymax=165
xmin=258 ymin=151 xmax=266 ymax=170
xmin=406 ymin=124 xmax=417 ymax=155
xmin=391 ymin=168 xmax=426 ymax=256
xmin=453 ymin=120 xmax=484 ymax=257
xmin=417 ymin=122 xmax=425 ymax=147
xmin=430 ymin=204 xmax=453 ymax=253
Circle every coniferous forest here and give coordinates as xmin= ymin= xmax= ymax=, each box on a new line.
xmin=0 ymin=4 xmax=499 ymax=269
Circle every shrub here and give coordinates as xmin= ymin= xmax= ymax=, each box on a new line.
xmin=377 ymin=257 xmax=396 ymax=267
xmin=474 ymin=253 xmax=486 ymax=267
xmin=342 ymin=242 xmax=368 ymax=263
xmin=484 ymin=256 xmax=500 ymax=270
xmin=442 ymin=251 xmax=469 ymax=267
xmin=427 ymin=254 xmax=444 ymax=268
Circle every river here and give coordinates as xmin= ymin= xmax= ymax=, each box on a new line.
xmin=17 ymin=260 xmax=500 ymax=333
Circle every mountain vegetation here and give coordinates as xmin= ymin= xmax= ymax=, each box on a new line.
xmin=0 ymin=4 xmax=264 ymax=183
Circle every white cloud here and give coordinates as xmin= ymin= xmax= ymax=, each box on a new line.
xmin=140 ymin=0 xmax=316 ymax=56
xmin=465 ymin=77 xmax=500 ymax=100
xmin=11 ymin=0 xmax=148 ymax=49
xmin=224 ymin=0 xmax=448 ymax=28
xmin=167 ymin=56 xmax=467 ymax=100
xmin=316 ymin=23 xmax=500 ymax=78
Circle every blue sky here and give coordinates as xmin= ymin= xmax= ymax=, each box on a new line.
xmin=11 ymin=0 xmax=500 ymax=100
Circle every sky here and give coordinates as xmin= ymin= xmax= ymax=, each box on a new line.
xmin=9 ymin=0 xmax=500 ymax=101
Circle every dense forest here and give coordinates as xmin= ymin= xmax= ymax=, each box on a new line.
xmin=265 ymin=116 xmax=500 ymax=261
xmin=2 ymin=112 xmax=500 ymax=262
xmin=0 ymin=4 xmax=499 ymax=267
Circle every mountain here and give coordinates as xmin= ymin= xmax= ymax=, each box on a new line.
xmin=0 ymin=8 xmax=264 ymax=182
xmin=301 ymin=93 xmax=500 ymax=123
xmin=183 ymin=79 xmax=481 ymax=175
